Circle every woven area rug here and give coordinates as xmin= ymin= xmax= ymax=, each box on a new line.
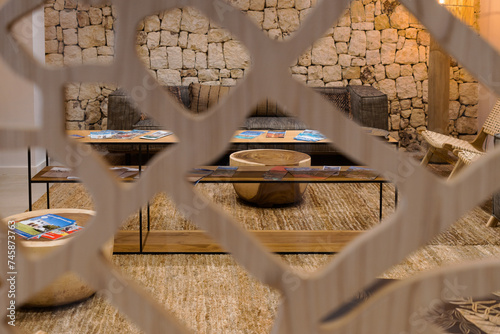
xmin=17 ymin=177 xmax=500 ymax=333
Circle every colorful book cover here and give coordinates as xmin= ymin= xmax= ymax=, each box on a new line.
xmin=266 ymin=130 xmax=285 ymax=138
xmin=41 ymin=167 xmax=74 ymax=178
xmin=110 ymin=167 xmax=140 ymax=179
xmin=293 ymin=130 xmax=326 ymax=142
xmin=234 ymin=131 xmax=264 ymax=139
xmin=139 ymin=130 xmax=173 ymax=140
xmin=14 ymin=214 xmax=76 ymax=239
xmin=344 ymin=166 xmax=378 ymax=180
xmin=285 ymin=166 xmax=341 ymax=179
xmin=112 ymin=130 xmax=149 ymax=139
xmin=88 ymin=130 xmax=118 ymax=139
xmin=285 ymin=167 xmax=318 ymax=178
xmin=211 ymin=166 xmax=238 ymax=177
xmin=186 ymin=168 xmax=214 ymax=183
xmin=39 ymin=225 xmax=83 ymax=240
xmin=263 ymin=166 xmax=288 ymax=180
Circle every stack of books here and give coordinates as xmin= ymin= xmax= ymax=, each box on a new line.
xmin=13 ymin=214 xmax=83 ymax=240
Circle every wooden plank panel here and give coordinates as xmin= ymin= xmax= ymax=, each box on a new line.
xmin=113 ymin=230 xmax=364 ymax=253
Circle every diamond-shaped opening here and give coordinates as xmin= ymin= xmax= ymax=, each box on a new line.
xmin=64 ymin=81 xmax=180 ymax=176
xmin=135 ymin=6 xmax=252 ymax=112
xmin=17 ymin=288 xmax=143 ymax=333
xmin=9 ymin=1 xmax=116 ymax=69
xmin=111 ymin=252 xmax=281 ymax=332
xmin=108 ymin=196 xmax=284 ymax=332
xmin=231 ymin=0 xmax=330 ymax=42
xmin=319 ymin=200 xmax=500 ymax=329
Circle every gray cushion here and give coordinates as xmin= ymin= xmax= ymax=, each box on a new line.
xmin=133 ymin=119 xmax=163 ymax=130
xmin=243 ymin=117 xmax=307 ymax=130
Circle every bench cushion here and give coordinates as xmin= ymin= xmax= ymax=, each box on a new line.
xmin=188 ymin=83 xmax=287 ymax=116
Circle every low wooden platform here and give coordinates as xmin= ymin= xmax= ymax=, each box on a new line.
xmin=113 ymin=230 xmax=364 ymax=253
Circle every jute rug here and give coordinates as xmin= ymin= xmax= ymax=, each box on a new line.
xmin=17 ymin=172 xmax=500 ymax=333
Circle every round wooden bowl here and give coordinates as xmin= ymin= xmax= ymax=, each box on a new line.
xmin=5 ymin=209 xmax=114 ymax=307
xmin=230 ymin=149 xmax=311 ymax=206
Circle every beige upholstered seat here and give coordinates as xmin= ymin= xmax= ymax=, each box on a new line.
xmin=420 ymin=100 xmax=500 ymax=172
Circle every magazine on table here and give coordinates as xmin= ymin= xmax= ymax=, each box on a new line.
xmin=266 ymin=130 xmax=286 ymax=138
xmin=294 ymin=130 xmax=326 ymax=142
xmin=211 ymin=166 xmax=238 ymax=177
xmin=139 ymin=130 xmax=173 ymax=140
xmin=112 ymin=130 xmax=149 ymax=139
xmin=88 ymin=130 xmax=148 ymax=139
xmin=186 ymin=168 xmax=214 ymax=183
xmin=316 ymin=166 xmax=341 ymax=178
xmin=41 ymin=167 xmax=74 ymax=178
xmin=13 ymin=214 xmax=78 ymax=240
xmin=38 ymin=225 xmax=84 ymax=240
xmin=343 ymin=166 xmax=378 ymax=180
xmin=285 ymin=166 xmax=341 ymax=179
xmin=263 ymin=166 xmax=288 ymax=180
xmin=88 ymin=130 xmax=119 ymax=139
xmin=234 ymin=131 xmax=264 ymax=140
xmin=110 ymin=167 xmax=140 ymax=179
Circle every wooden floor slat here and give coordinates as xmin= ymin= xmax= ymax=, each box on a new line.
xmin=113 ymin=230 xmax=364 ymax=253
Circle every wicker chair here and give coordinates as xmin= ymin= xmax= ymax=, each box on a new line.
xmin=450 ymin=150 xmax=483 ymax=178
xmin=452 ymin=150 xmax=498 ymax=227
xmin=420 ymin=100 xmax=500 ymax=171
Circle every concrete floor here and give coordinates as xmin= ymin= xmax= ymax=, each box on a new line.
xmin=0 ymin=174 xmax=46 ymax=218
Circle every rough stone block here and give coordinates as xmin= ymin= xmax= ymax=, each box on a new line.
xmin=224 ymin=40 xmax=250 ymax=69
xmin=277 ymin=8 xmax=300 ymax=32
xmin=60 ymin=10 xmax=78 ymax=29
xmin=161 ymin=8 xmax=182 ymax=32
xmin=64 ymin=45 xmax=82 ymax=66
xmin=208 ymin=43 xmax=225 ymax=69
xmin=160 ymin=31 xmax=178 ymax=47
xmin=181 ymin=7 xmax=209 ymax=34
xmin=144 ymin=15 xmax=160 ymax=32
xmin=396 ymin=76 xmax=417 ymax=99
xmin=312 ymin=37 xmax=338 ymax=65
xmin=187 ymin=33 xmax=208 ymax=52
xmin=348 ymin=31 xmax=366 ymax=56
xmin=459 ymin=83 xmax=479 ymax=105
xmin=78 ymin=25 xmax=105 ymax=48
xmin=183 ymin=49 xmax=196 ymax=69
xmin=89 ymin=7 xmax=103 ymax=25
xmin=157 ymin=69 xmax=182 ymax=85
xmin=167 ymin=47 xmax=183 ymax=69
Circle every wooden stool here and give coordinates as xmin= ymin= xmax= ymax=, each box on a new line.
xmin=230 ymin=149 xmax=311 ymax=206
xmin=5 ymin=209 xmax=114 ymax=307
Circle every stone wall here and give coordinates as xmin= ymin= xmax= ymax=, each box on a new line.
xmin=44 ymin=0 xmax=116 ymax=130
xmin=45 ymin=0 xmax=480 ymax=150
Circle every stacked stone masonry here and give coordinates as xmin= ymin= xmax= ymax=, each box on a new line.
xmin=45 ymin=0 xmax=480 ymax=150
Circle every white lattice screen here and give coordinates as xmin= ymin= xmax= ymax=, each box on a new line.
xmin=1 ymin=0 xmax=500 ymax=333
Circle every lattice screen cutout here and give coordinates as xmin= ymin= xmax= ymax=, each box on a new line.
xmin=1 ymin=0 xmax=500 ymax=333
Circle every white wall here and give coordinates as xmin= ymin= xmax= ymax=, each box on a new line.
xmin=0 ymin=4 xmax=45 ymax=175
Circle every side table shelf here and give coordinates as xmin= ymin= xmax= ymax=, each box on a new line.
xmin=28 ymin=164 xmax=397 ymax=254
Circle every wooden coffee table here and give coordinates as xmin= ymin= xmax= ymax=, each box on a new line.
xmin=230 ymin=149 xmax=311 ymax=206
xmin=4 ymin=209 xmax=113 ymax=307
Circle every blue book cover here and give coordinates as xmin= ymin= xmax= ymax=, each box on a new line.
xmin=234 ymin=131 xmax=264 ymax=139
xmin=88 ymin=130 xmax=118 ymax=139
xmin=294 ymin=130 xmax=326 ymax=142
xmin=14 ymin=214 xmax=76 ymax=239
